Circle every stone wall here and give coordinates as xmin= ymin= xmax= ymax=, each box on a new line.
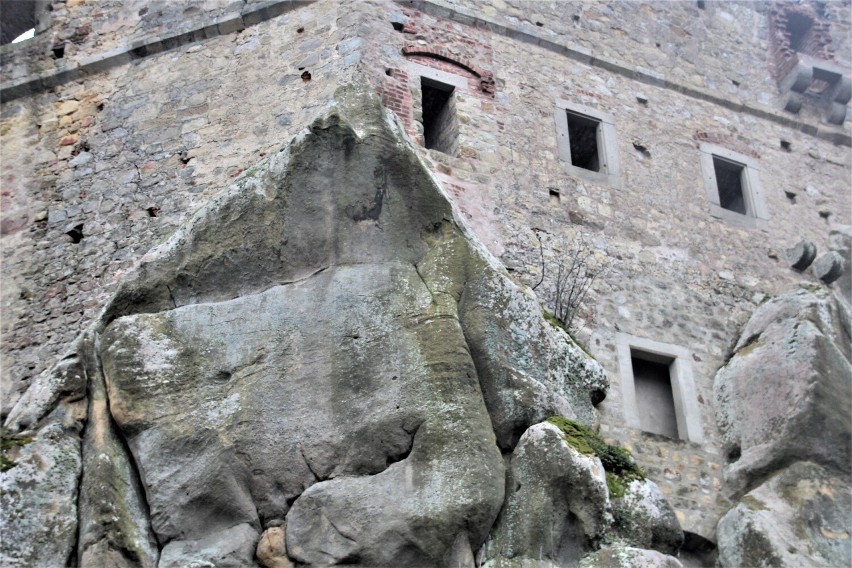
xmin=1 ymin=0 xmax=850 ymax=552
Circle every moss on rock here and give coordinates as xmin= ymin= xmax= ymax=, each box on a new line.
xmin=547 ymin=416 xmax=644 ymax=495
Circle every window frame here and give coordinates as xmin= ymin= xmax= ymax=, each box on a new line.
xmin=615 ymin=333 xmax=704 ymax=444
xmin=554 ymin=99 xmax=621 ymax=188
xmin=406 ymin=61 xmax=468 ymax=157
xmin=699 ymin=142 xmax=768 ymax=228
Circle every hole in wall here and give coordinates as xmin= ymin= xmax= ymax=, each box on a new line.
xmin=549 ymin=188 xmax=560 ymax=202
xmin=632 ymin=142 xmax=651 ymax=159
xmin=785 ymin=191 xmax=797 ymax=204
xmin=819 ymin=210 xmax=832 ymax=220
xmin=51 ymin=43 xmax=65 ymax=59
xmin=631 ymin=351 xmax=679 ymax=440
xmin=572 ymin=14 xmax=580 ymax=22
xmin=780 ymin=140 xmax=792 ymax=152
xmin=147 ymin=206 xmax=160 ymax=218
xmin=65 ymin=223 xmax=84 ymax=244
xmin=391 ymin=21 xmax=404 ymax=32
xmin=385 ymin=68 xmax=393 ymax=76
xmin=301 ymin=70 xmax=311 ymax=82
xmin=785 ymin=12 xmax=815 ymax=53
xmin=727 ymin=445 xmax=741 ymax=462
xmin=731 ymin=79 xmax=740 ymax=87
xmin=296 ymin=26 xmax=304 ymax=33
xmin=535 ymin=21 xmax=544 ymax=27
xmin=697 ymin=0 xmax=706 ymax=9
xmin=138 ymin=7 xmax=148 ymax=16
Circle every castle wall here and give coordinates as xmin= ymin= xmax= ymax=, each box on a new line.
xmin=1 ymin=0 xmax=849 ymax=552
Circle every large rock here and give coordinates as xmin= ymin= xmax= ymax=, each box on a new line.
xmin=713 ymin=287 xmax=852 ymax=496
xmin=485 ymin=422 xmax=611 ymax=566
xmin=716 ymin=461 xmax=851 ymax=568
xmin=579 ymin=546 xmax=683 ymax=568
xmin=610 ymin=479 xmax=683 ymax=555
xmin=3 ymin=83 xmax=609 ymax=565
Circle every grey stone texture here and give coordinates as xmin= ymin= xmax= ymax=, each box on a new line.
xmin=813 ymin=250 xmax=847 ymax=284
xmin=580 ymin=546 xmax=683 ymax=568
xmin=1 ymin=83 xmax=616 ymax=567
xmin=610 ymin=479 xmax=683 ymax=556
xmin=0 ymin=0 xmax=850 ymax=558
xmin=716 ymin=461 xmax=851 ymax=568
xmin=714 ymin=287 xmax=851 ymax=498
xmin=785 ymin=239 xmax=817 ymax=271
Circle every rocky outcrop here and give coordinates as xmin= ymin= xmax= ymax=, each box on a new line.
xmin=1 ymin=84 xmax=625 ymax=567
xmin=713 ymin=287 xmax=852 ymax=567
xmin=609 ymin=479 xmax=683 ymax=556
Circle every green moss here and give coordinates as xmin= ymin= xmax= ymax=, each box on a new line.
xmin=547 ymin=416 xmax=644 ymax=498
xmin=541 ymin=309 xmax=596 ymax=361
xmin=0 ymin=428 xmax=34 ymax=473
xmin=542 ymin=309 xmax=564 ymax=331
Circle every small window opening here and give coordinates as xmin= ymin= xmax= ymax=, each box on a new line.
xmin=549 ymin=188 xmax=560 ymax=202
xmin=51 ymin=43 xmax=65 ymax=59
xmin=566 ymin=111 xmax=601 ymax=172
xmin=65 ymin=223 xmax=84 ymax=244
xmin=421 ymin=78 xmax=457 ymax=155
xmin=785 ymin=12 xmax=814 ymax=53
xmin=713 ymin=157 xmax=747 ymax=215
xmin=780 ymin=140 xmax=792 ymax=152
xmin=631 ymin=351 xmax=678 ymax=439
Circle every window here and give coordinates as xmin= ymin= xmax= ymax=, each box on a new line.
xmin=616 ymin=333 xmax=703 ymax=443
xmin=699 ymin=143 xmax=767 ymax=228
xmin=631 ymin=351 xmax=679 ymax=439
xmin=421 ymin=77 xmax=458 ymax=155
xmin=554 ymin=100 xmax=621 ymax=187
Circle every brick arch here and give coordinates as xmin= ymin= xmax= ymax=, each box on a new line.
xmin=402 ymin=45 xmax=495 ymax=95
xmin=768 ymin=1 xmax=834 ymax=80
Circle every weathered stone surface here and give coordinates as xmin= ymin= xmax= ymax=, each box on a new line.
xmin=459 ymin=275 xmax=609 ymax=450
xmin=485 ymin=422 xmax=610 ymax=566
xmin=813 ymin=251 xmax=847 ymax=284
xmin=714 ymin=287 xmax=852 ymax=496
xmin=610 ymin=479 xmax=683 ymax=555
xmin=158 ymin=523 xmax=259 ymax=568
xmin=257 ymin=526 xmax=294 ymax=568
xmin=785 ymin=239 xmax=817 ymax=271
xmin=830 ymin=225 xmax=852 ymax=303
xmin=3 ymin=84 xmax=609 ymax=566
xmin=0 ymin=413 xmax=85 ymax=567
xmin=579 ymin=546 xmax=683 ymax=568
xmin=717 ymin=461 xmax=851 ymax=568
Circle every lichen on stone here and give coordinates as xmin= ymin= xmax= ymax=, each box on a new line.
xmin=0 ymin=428 xmax=34 ymax=473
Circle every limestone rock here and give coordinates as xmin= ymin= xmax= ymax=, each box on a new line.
xmin=610 ymin=479 xmax=683 ymax=555
xmin=714 ymin=287 xmax=852 ymax=496
xmin=3 ymin=84 xmax=610 ymax=565
xmin=829 ymin=225 xmax=852 ymax=303
xmin=579 ymin=546 xmax=683 ymax=568
xmin=486 ymin=422 xmax=610 ymax=566
xmin=716 ymin=461 xmax=851 ymax=568
xmin=257 ymin=526 xmax=294 ymax=568
xmin=158 ymin=523 xmax=259 ymax=568
xmin=0 ymin=414 xmax=85 ymax=567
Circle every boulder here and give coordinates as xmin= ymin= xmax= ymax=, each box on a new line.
xmin=610 ymin=479 xmax=683 ymax=555
xmin=3 ymin=84 xmax=608 ymax=565
xmin=485 ymin=422 xmax=610 ymax=566
xmin=716 ymin=461 xmax=851 ymax=568
xmin=579 ymin=546 xmax=683 ymax=568
xmin=256 ymin=526 xmax=294 ymax=568
xmin=714 ymin=287 xmax=852 ymax=496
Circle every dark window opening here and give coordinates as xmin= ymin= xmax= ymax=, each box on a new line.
xmin=549 ymin=188 xmax=560 ymax=202
xmin=51 ymin=43 xmax=65 ymax=59
xmin=566 ymin=111 xmax=601 ymax=172
xmin=421 ymin=78 xmax=457 ymax=155
xmin=713 ymin=157 xmax=747 ymax=215
xmin=785 ymin=12 xmax=814 ymax=53
xmin=631 ymin=351 xmax=678 ymax=439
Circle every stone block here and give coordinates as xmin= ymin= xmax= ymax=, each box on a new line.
xmin=813 ymin=251 xmax=846 ymax=284
xmin=785 ymin=239 xmax=816 ymax=271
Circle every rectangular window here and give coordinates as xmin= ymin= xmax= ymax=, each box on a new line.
xmin=712 ymin=157 xmax=747 ymax=215
xmin=566 ymin=111 xmax=601 ymax=172
xmin=616 ymin=333 xmax=704 ymax=443
xmin=699 ymin=143 xmax=768 ymax=228
xmin=631 ymin=351 xmax=679 ymax=439
xmin=554 ymin=100 xmax=621 ymax=187
xmin=421 ymin=78 xmax=457 ymax=155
